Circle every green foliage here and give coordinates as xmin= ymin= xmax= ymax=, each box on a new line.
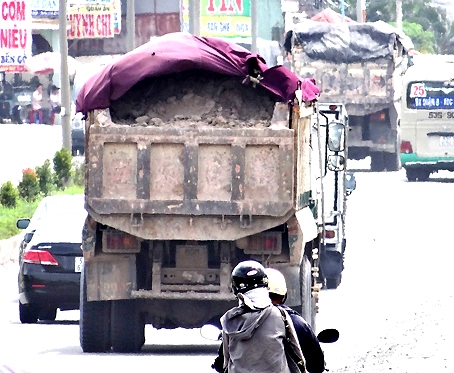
xmin=339 ymin=0 xmax=453 ymax=54
xmin=73 ymin=162 xmax=85 ymax=187
xmin=17 ymin=168 xmax=40 ymax=202
xmin=53 ymin=147 xmax=73 ymax=189
xmin=35 ymin=159 xmax=54 ymax=196
xmin=399 ymin=21 xmax=435 ymax=54
xmin=0 ymin=181 xmax=19 ymax=209
xmin=0 ymin=199 xmax=39 ymax=239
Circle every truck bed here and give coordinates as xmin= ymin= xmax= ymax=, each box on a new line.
xmin=85 ymin=123 xmax=295 ymax=240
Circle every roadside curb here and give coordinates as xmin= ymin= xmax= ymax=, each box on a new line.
xmin=0 ymin=235 xmax=22 ymax=265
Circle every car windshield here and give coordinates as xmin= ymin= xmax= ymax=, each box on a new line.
xmin=29 ymin=195 xmax=85 ymax=228
xmin=31 ymin=210 xmax=87 ymax=244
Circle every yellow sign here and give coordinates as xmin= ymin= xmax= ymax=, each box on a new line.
xmin=67 ymin=3 xmax=114 ymax=39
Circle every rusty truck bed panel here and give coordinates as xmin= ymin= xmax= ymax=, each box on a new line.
xmin=86 ymin=125 xmax=294 ymax=218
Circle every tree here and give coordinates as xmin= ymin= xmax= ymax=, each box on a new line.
xmin=334 ymin=0 xmax=454 ymax=54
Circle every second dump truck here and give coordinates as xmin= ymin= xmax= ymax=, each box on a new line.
xmin=286 ymin=19 xmax=414 ymax=171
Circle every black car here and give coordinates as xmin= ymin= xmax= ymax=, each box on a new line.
xmin=18 ymin=202 xmax=87 ymax=323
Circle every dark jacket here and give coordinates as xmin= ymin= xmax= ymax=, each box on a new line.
xmin=282 ymin=305 xmax=325 ymax=373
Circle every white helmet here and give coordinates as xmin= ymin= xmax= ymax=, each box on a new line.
xmin=265 ymin=268 xmax=287 ymax=296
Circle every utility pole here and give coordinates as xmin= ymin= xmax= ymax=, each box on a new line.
xmin=396 ymin=0 xmax=403 ymax=31
xmin=341 ymin=0 xmax=345 ymax=22
xmin=59 ymin=0 xmax=71 ymax=151
xmin=127 ymin=0 xmax=135 ymax=51
xmin=356 ymin=0 xmax=366 ymax=23
xmin=251 ymin=0 xmax=257 ymax=53
xmin=188 ymin=0 xmax=201 ymax=36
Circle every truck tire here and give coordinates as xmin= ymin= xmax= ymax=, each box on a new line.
xmin=370 ymin=152 xmax=385 ymax=172
xmin=301 ymin=255 xmax=316 ymax=329
xmin=80 ymin=267 xmax=111 ymax=352
xmin=111 ymin=300 xmax=145 ymax=353
xmin=325 ymin=275 xmax=342 ymax=290
xmin=384 ymin=152 xmax=400 ymax=171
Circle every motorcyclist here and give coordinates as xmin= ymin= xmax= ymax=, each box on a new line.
xmin=213 ymin=260 xmax=305 ymax=373
xmin=265 ymin=268 xmax=326 ymax=373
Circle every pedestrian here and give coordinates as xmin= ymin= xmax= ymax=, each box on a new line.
xmin=265 ymin=268 xmax=326 ymax=373
xmin=49 ymin=85 xmax=61 ymax=125
xmin=30 ymin=83 xmax=43 ymax=124
xmin=213 ymin=260 xmax=305 ymax=373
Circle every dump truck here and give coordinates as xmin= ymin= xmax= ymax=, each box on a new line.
xmin=75 ymin=32 xmax=353 ymax=353
xmin=285 ymin=19 xmax=414 ymax=171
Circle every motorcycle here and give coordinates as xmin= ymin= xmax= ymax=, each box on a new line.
xmin=201 ymin=323 xmax=339 ymax=372
xmin=11 ymin=87 xmax=33 ymax=124
xmin=0 ymin=72 xmax=13 ymax=123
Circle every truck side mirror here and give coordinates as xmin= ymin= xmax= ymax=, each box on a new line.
xmin=328 ymin=121 xmax=345 ymax=152
xmin=328 ymin=155 xmax=345 ymax=171
xmin=345 ymin=173 xmax=356 ymax=195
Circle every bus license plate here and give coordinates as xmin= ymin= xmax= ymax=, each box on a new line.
xmin=75 ymin=257 xmax=84 ymax=273
xmin=439 ymin=136 xmax=454 ymax=147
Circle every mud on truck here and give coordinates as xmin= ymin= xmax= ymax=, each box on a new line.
xmin=285 ymin=19 xmax=414 ymax=171
xmin=76 ymin=32 xmax=354 ymax=353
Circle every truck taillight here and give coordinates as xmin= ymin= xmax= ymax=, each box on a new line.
xmin=400 ymin=140 xmax=413 ymax=154
xmin=325 ymin=230 xmax=335 ymax=239
xmin=102 ymin=230 xmax=141 ymax=253
xmin=244 ymin=233 xmax=282 ymax=255
xmin=23 ymin=248 xmax=58 ymax=266
xmin=328 ymin=105 xmax=338 ymax=111
xmin=370 ymin=112 xmax=386 ymax=121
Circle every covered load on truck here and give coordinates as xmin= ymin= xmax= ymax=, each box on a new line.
xmin=76 ymin=32 xmax=351 ymax=353
xmin=285 ymin=18 xmax=414 ymax=171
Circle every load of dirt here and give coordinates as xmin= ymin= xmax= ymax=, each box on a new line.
xmin=109 ymin=70 xmax=281 ymax=128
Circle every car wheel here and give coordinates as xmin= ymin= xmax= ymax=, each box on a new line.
xmin=80 ymin=266 xmax=111 ymax=352
xmin=19 ymin=302 xmax=39 ymax=324
xmin=111 ymin=299 xmax=145 ymax=353
xmin=39 ymin=308 xmax=57 ymax=321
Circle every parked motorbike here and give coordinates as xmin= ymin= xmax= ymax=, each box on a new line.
xmin=0 ymin=71 xmax=13 ymax=123
xmin=11 ymin=87 xmax=33 ymax=124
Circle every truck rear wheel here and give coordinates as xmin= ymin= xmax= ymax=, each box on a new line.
xmin=80 ymin=267 xmax=111 ymax=352
xmin=111 ymin=300 xmax=145 ymax=353
xmin=384 ymin=152 xmax=400 ymax=171
xmin=370 ymin=152 xmax=385 ymax=172
xmin=301 ymin=255 xmax=316 ymax=329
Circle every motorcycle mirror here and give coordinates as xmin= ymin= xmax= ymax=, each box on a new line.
xmin=317 ymin=328 xmax=339 ymax=343
xmin=200 ymin=324 xmax=222 ymax=341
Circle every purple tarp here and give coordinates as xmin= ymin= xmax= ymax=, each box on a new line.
xmin=76 ymin=32 xmax=320 ymax=115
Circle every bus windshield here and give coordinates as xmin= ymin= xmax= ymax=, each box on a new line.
xmin=406 ymin=80 xmax=454 ymax=110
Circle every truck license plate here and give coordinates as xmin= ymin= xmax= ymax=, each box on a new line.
xmin=75 ymin=257 xmax=84 ymax=273
xmin=439 ymin=136 xmax=454 ymax=147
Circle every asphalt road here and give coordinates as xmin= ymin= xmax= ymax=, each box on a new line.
xmin=0 ymin=142 xmax=453 ymax=372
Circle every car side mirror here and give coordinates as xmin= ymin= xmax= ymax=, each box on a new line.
xmin=16 ymin=218 xmax=30 ymax=229
xmin=200 ymin=324 xmax=222 ymax=341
